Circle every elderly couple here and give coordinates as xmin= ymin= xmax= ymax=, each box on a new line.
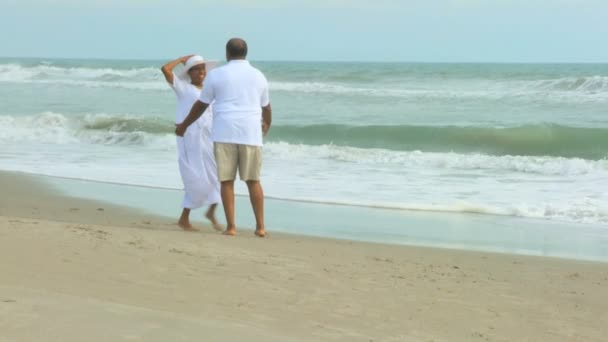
xmin=161 ymin=38 xmax=271 ymax=237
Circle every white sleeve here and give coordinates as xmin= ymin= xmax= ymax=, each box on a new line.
xmin=170 ymin=73 xmax=187 ymax=97
xmin=199 ymin=72 xmax=215 ymax=104
xmin=260 ymin=75 xmax=270 ymax=107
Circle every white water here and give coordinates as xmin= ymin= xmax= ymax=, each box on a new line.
xmin=2 ymin=112 xmax=608 ymax=225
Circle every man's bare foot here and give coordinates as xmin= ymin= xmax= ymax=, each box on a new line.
xmin=254 ymin=229 xmax=266 ymax=238
xmin=223 ymin=227 xmax=237 ymax=236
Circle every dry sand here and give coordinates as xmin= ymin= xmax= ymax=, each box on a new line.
xmin=1 ymin=171 xmax=607 ymax=341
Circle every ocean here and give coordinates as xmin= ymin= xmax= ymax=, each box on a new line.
xmin=1 ymin=58 xmax=608 ymax=225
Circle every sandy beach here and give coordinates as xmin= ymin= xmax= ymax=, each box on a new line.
xmin=1 ymin=171 xmax=607 ymax=341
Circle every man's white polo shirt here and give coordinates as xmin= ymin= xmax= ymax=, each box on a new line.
xmin=199 ymin=60 xmax=270 ymax=147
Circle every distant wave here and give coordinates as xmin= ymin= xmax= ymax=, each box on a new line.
xmin=1 ymin=63 xmax=607 ymax=101
xmin=267 ymin=123 xmax=608 ymax=160
xmin=0 ymin=112 xmax=173 ymax=146
xmin=0 ymin=63 xmax=166 ymax=91
xmin=531 ymin=76 xmax=608 ymax=93
xmin=0 ymin=63 xmax=160 ymax=81
xmin=2 ymin=113 xmax=607 ymax=174
xmin=263 ymin=142 xmax=607 ymax=176
xmin=270 ymin=77 xmax=608 ymax=102
xmin=2 ymin=112 xmax=608 ymax=159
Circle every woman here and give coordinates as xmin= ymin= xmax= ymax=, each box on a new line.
xmin=161 ymin=55 xmax=221 ymax=231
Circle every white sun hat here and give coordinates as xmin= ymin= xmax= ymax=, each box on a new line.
xmin=178 ymin=55 xmax=218 ymax=80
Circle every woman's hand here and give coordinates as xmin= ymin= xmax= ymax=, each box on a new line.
xmin=161 ymin=55 xmax=194 ymax=85
xmin=180 ymin=55 xmax=194 ymax=64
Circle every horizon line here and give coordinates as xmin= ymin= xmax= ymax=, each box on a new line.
xmin=1 ymin=55 xmax=607 ymax=65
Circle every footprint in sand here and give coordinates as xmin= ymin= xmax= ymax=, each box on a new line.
xmin=169 ymin=248 xmax=194 ymax=256
xmin=8 ymin=219 xmax=38 ymax=225
xmin=71 ymin=224 xmax=91 ymax=232
xmin=93 ymin=230 xmax=110 ymax=240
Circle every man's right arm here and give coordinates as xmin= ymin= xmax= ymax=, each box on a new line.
xmin=175 ymin=100 xmax=210 ymax=137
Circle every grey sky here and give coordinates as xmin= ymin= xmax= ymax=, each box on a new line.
xmin=1 ymin=0 xmax=606 ymax=62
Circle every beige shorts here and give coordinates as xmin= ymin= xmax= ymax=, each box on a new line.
xmin=214 ymin=143 xmax=262 ymax=182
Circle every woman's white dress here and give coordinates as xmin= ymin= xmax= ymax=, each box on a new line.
xmin=171 ymin=74 xmax=220 ymax=209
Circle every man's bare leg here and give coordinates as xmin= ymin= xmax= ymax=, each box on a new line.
xmin=246 ymin=180 xmax=265 ymax=237
xmin=205 ymin=203 xmax=223 ymax=231
xmin=178 ymin=208 xmax=199 ymax=231
xmin=221 ymin=181 xmax=237 ymax=236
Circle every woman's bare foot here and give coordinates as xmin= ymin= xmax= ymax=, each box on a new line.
xmin=178 ymin=221 xmax=200 ymax=232
xmin=205 ymin=205 xmax=223 ymax=232
xmin=178 ymin=208 xmax=199 ymax=231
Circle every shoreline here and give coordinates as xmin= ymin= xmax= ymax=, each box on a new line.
xmin=0 ymin=169 xmax=564 ymax=222
xmin=7 ymin=170 xmax=608 ymax=262
xmin=0 ymin=170 xmax=175 ymax=229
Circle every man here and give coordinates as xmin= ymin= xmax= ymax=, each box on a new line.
xmin=175 ymin=38 xmax=272 ymax=238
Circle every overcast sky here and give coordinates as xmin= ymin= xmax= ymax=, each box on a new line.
xmin=1 ymin=0 xmax=606 ymax=62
